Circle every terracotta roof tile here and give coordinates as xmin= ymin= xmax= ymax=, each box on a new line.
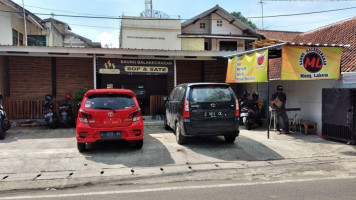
xmin=257 ymin=30 xmax=302 ymax=42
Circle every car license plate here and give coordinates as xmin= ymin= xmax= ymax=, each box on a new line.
xmin=101 ymin=131 xmax=121 ymax=139
xmin=204 ymin=112 xmax=222 ymax=118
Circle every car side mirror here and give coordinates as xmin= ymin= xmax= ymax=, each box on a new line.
xmin=77 ymin=102 xmax=81 ymax=107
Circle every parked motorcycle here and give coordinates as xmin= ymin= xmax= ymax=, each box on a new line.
xmin=0 ymin=93 xmax=11 ymax=140
xmin=58 ymin=93 xmax=74 ymax=128
xmin=43 ymin=94 xmax=59 ymax=128
xmin=240 ymin=92 xmax=263 ymax=130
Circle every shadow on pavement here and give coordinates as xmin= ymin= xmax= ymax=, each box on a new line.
xmin=0 ymin=127 xmax=75 ymax=143
xmin=182 ymin=135 xmax=284 ymax=162
xmin=82 ymin=133 xmax=175 ymax=168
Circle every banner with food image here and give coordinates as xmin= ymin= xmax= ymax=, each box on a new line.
xmin=226 ymin=50 xmax=268 ymax=83
xmin=281 ymin=46 xmax=342 ymax=80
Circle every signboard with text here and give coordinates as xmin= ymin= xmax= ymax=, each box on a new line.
xmin=226 ymin=50 xmax=268 ymax=83
xmin=97 ymin=58 xmax=173 ymax=75
xmin=281 ymin=46 xmax=342 ymax=80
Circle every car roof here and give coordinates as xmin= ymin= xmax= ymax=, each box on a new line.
xmin=178 ymin=82 xmax=230 ymax=87
xmin=84 ymin=89 xmax=136 ymax=97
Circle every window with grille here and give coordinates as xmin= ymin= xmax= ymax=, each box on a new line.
xmin=28 ymin=35 xmax=46 ymax=46
xmin=200 ymin=23 xmax=205 ymax=29
xmin=19 ymin=33 xmax=23 ymax=46
xmin=217 ymin=20 xmax=222 ymax=27
xmin=12 ymin=29 xmax=18 ymax=46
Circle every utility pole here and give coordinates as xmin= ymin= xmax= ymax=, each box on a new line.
xmin=259 ymin=0 xmax=264 ymax=30
xmin=22 ymin=0 xmax=27 ymax=46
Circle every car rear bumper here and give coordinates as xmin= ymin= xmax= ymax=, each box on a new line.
xmin=180 ymin=118 xmax=239 ymax=137
xmin=76 ymin=120 xmax=144 ymax=143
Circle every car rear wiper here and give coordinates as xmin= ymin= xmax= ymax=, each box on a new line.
xmin=93 ymin=107 xmax=116 ymax=113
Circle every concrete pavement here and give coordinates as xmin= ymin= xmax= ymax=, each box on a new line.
xmin=0 ymin=124 xmax=355 ymax=192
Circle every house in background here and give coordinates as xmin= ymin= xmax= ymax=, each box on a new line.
xmin=119 ymin=5 xmax=264 ymax=51
xmin=181 ymin=5 xmax=263 ymax=51
xmin=0 ymin=0 xmax=100 ymax=48
xmin=119 ymin=17 xmax=182 ymax=50
xmin=44 ymin=18 xmax=101 ymax=48
xmin=0 ymin=0 xmax=63 ymax=46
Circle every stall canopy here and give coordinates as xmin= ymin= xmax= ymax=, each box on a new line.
xmin=224 ymin=42 xmax=349 ymax=139
xmin=225 ymin=42 xmax=349 ymax=82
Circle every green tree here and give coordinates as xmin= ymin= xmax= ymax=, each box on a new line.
xmin=231 ymin=12 xmax=257 ymax=29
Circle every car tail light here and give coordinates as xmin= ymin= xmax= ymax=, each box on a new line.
xmin=79 ymin=109 xmax=92 ymax=123
xmin=183 ymin=99 xmax=190 ymax=118
xmin=235 ymin=99 xmax=240 ymax=116
xmin=130 ymin=109 xmax=142 ymax=122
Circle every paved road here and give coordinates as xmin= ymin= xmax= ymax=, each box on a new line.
xmin=1 ymin=176 xmax=356 ymax=200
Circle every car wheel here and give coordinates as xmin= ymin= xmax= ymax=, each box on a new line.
xmin=175 ymin=122 xmax=186 ymax=145
xmin=77 ymin=142 xmax=86 ymax=152
xmin=224 ymin=135 xmax=236 ymax=144
xmin=134 ymin=140 xmax=143 ymax=149
xmin=164 ymin=115 xmax=170 ymax=130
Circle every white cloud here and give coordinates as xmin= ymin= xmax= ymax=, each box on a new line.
xmin=96 ymin=32 xmax=119 ymax=48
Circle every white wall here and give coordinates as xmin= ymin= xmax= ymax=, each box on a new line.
xmin=210 ymin=13 xmax=243 ymax=35
xmin=182 ymin=16 xmax=210 ymax=34
xmin=257 ymin=75 xmax=356 ymax=134
xmin=0 ymin=4 xmax=12 ymax=45
xmin=121 ymin=18 xmax=181 ymax=50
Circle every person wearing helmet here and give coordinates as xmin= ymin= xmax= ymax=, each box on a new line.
xmin=251 ymin=92 xmax=263 ymax=126
xmin=239 ymin=90 xmax=250 ymax=109
xmin=271 ymin=85 xmax=290 ymax=134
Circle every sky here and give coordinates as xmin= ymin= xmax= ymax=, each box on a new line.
xmin=11 ymin=0 xmax=356 ymax=48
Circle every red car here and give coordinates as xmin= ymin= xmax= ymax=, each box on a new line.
xmin=76 ymin=89 xmax=144 ymax=152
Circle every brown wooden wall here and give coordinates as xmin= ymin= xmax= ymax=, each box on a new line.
xmin=8 ymin=57 xmax=93 ymax=101
xmin=56 ymin=57 xmax=93 ymax=99
xmin=9 ymin=56 xmax=52 ymax=100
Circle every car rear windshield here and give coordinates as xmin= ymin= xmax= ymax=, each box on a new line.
xmin=190 ymin=87 xmax=233 ymax=103
xmin=85 ymin=94 xmax=135 ymax=110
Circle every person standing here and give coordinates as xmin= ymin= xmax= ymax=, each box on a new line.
xmin=271 ymin=85 xmax=290 ymax=134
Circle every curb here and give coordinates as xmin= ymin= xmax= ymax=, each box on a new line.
xmin=1 ymin=156 xmax=354 ymax=192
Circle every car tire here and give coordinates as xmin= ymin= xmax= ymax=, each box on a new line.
xmin=77 ymin=142 xmax=86 ymax=152
xmin=134 ymin=140 xmax=144 ymax=149
xmin=175 ymin=122 xmax=186 ymax=145
xmin=164 ymin=115 xmax=170 ymax=130
xmin=224 ymin=135 xmax=236 ymax=144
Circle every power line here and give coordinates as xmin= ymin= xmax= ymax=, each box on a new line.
xmin=0 ymin=5 xmax=355 ymax=20
xmin=248 ymin=6 xmax=356 ymax=18
xmin=23 ymin=4 xmax=118 ymax=17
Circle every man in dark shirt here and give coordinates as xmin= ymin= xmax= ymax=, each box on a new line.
xmin=271 ymin=85 xmax=290 ymax=134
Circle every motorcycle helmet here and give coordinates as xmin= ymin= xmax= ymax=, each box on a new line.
xmin=277 ymin=85 xmax=283 ymax=91
xmin=45 ymin=94 xmax=53 ymax=101
xmin=65 ymin=93 xmax=72 ymax=100
xmin=242 ymin=90 xmax=250 ymax=98
xmin=252 ymin=92 xmax=259 ymax=100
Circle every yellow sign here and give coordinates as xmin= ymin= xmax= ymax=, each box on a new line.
xmin=226 ymin=50 xmax=268 ymax=83
xmin=125 ymin=66 xmax=168 ymax=73
xmin=281 ymin=46 xmax=342 ymax=80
